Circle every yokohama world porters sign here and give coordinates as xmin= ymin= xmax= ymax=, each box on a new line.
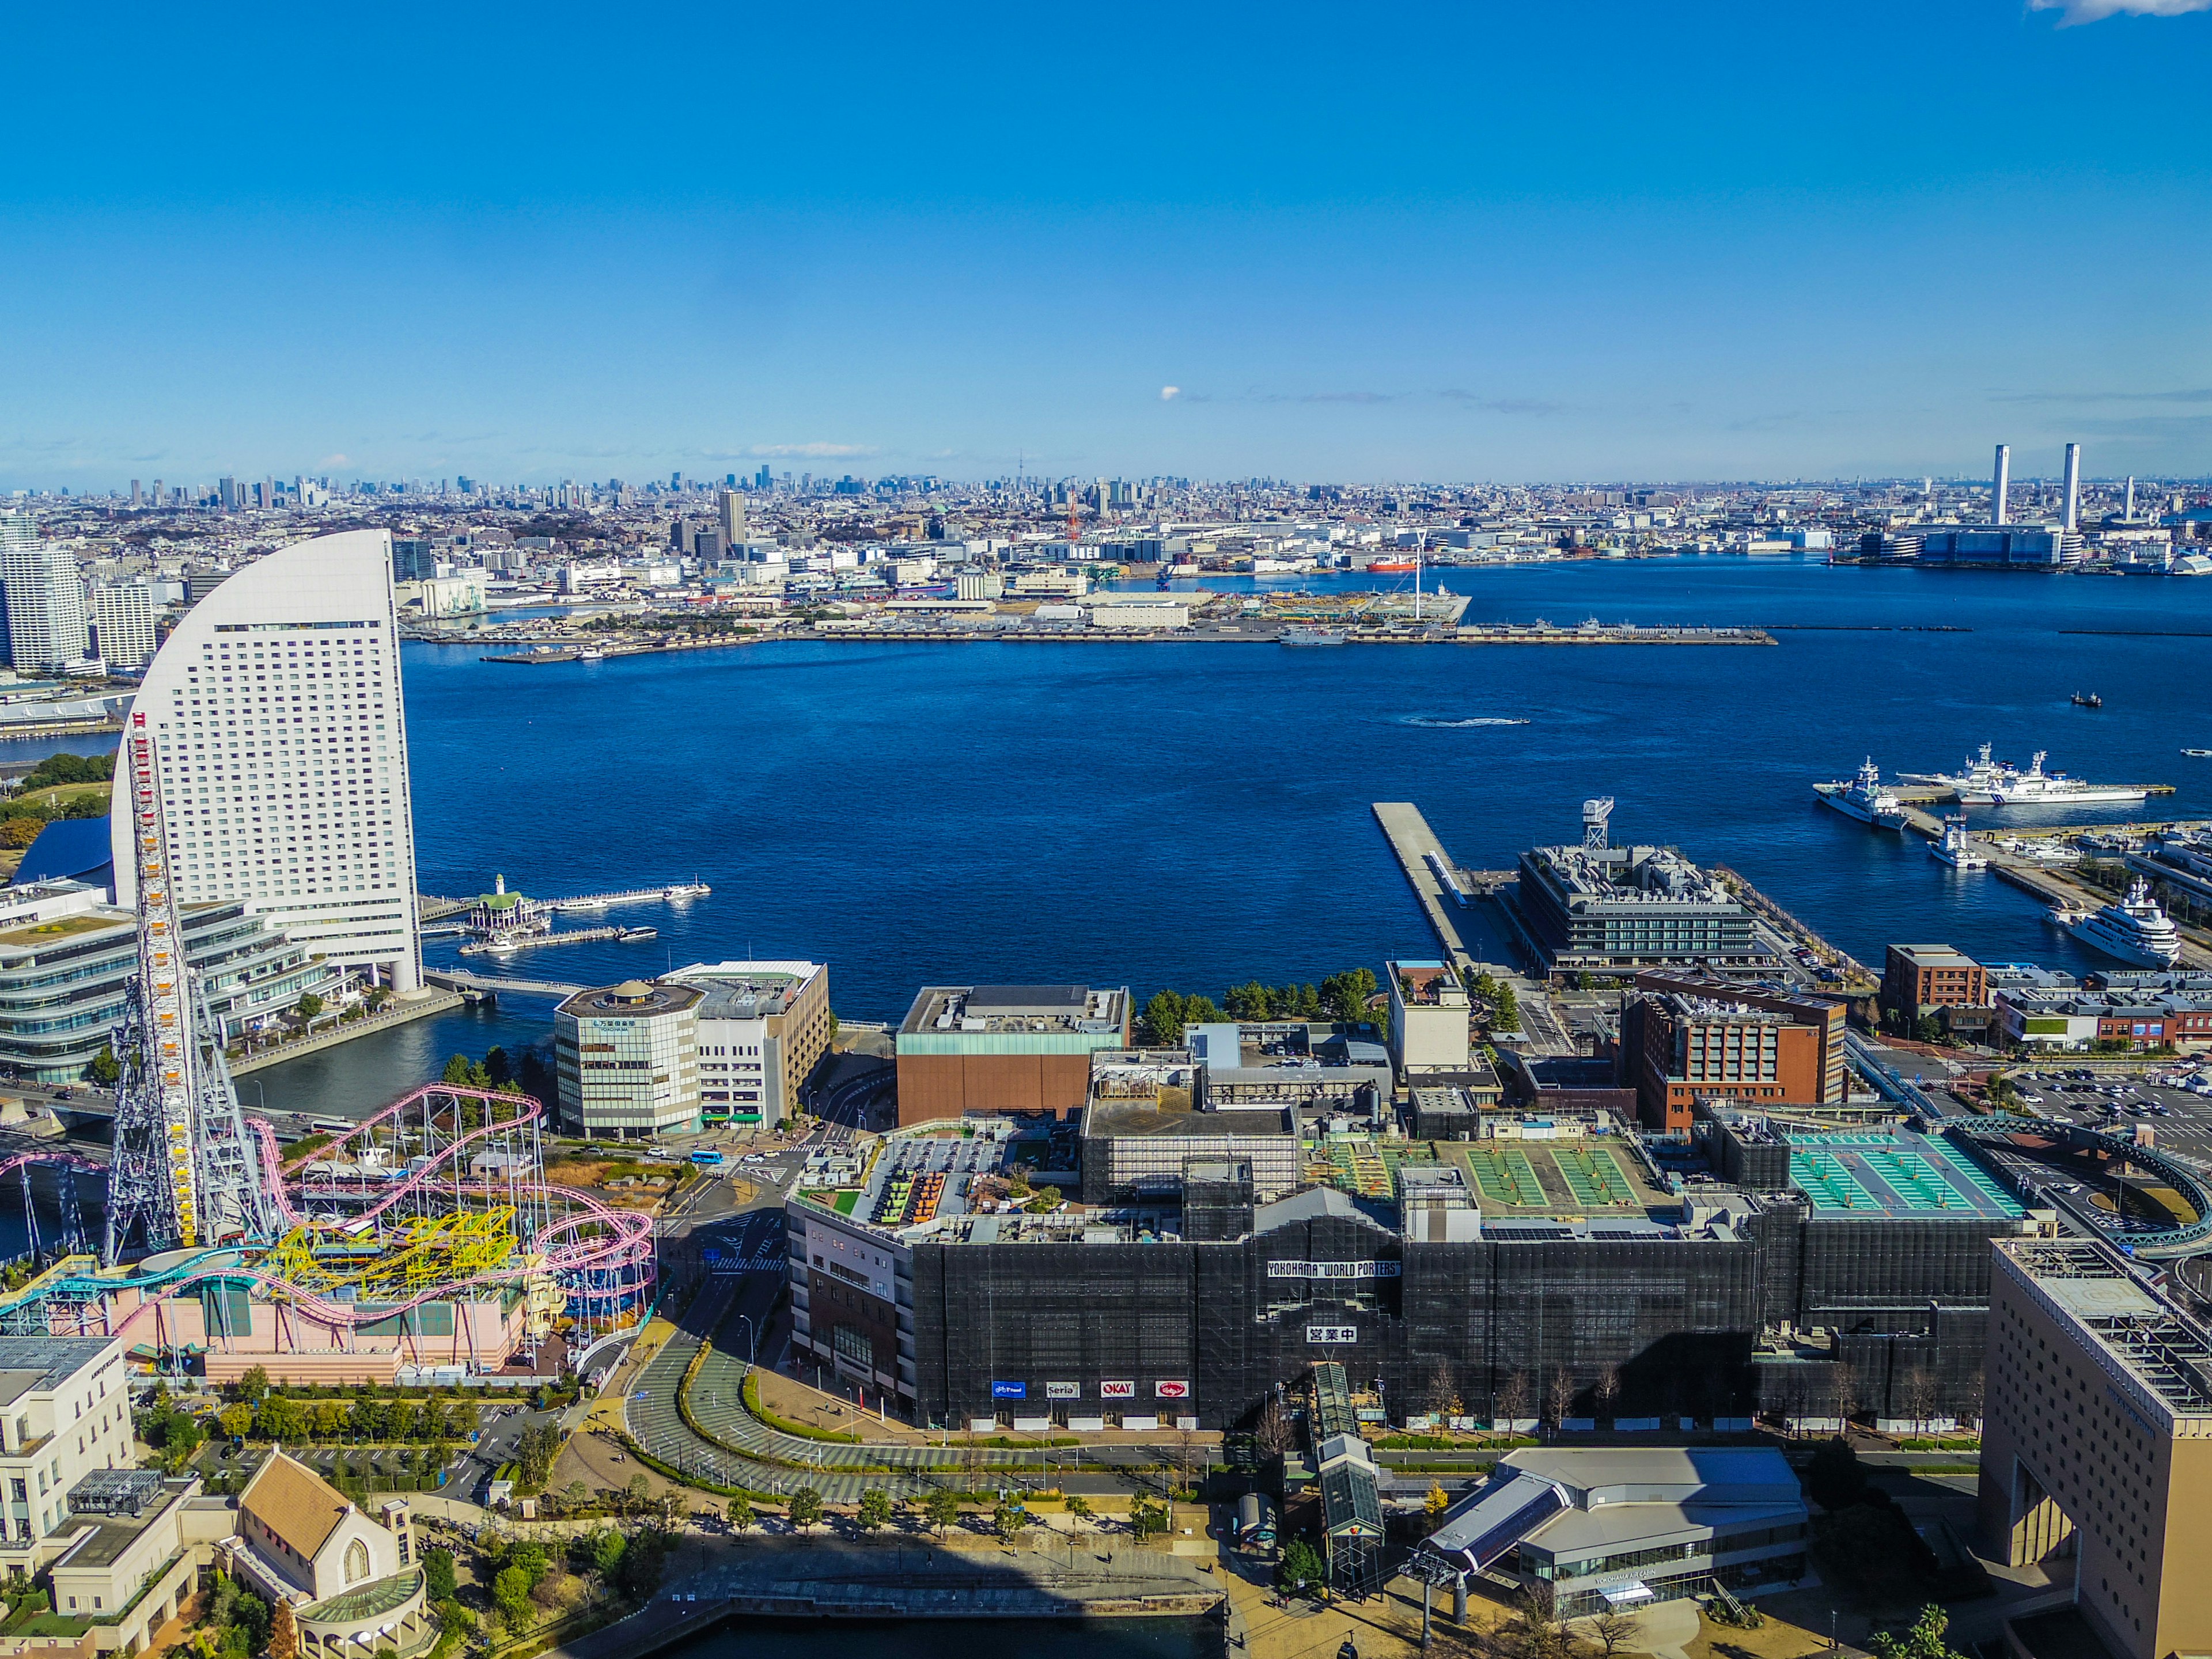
xmin=1266 ymin=1260 xmax=1401 ymax=1280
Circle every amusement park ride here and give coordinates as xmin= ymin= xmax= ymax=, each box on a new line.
xmin=0 ymin=718 xmax=656 ymax=1380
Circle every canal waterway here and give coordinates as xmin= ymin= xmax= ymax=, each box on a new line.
xmin=18 ymin=554 xmax=2212 ymax=1116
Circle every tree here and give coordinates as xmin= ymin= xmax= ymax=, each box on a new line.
xmin=1425 ymin=1359 xmax=1461 ymax=1421
xmin=267 ymin=1599 xmax=299 ymax=1659
xmin=442 ymin=1054 xmax=475 ymax=1086
xmin=1423 ymin=1483 xmax=1450 ymax=1524
xmin=1546 ymin=1368 xmax=1576 ymax=1429
xmin=1138 ymin=990 xmax=1191 ymax=1047
xmin=484 ymin=1046 xmax=512 ymax=1087
xmin=994 ymin=1499 xmax=1031 ymax=1541
xmin=1869 ymin=1605 xmax=1972 ymax=1659
xmin=1251 ymin=1396 xmax=1294 ymax=1457
xmin=1806 ymin=1437 xmax=1870 ymax=1512
xmin=296 ymin=993 xmax=325 ymax=1022
xmin=1278 ymin=1537 xmax=1325 ymax=1593
xmin=1491 ymin=983 xmax=1522 ymax=1033
xmin=727 ymin=1495 xmax=754 ymax=1535
xmin=924 ymin=1488 xmax=962 ymax=1537
xmin=1595 ymin=1366 xmax=1623 ymax=1422
xmin=857 ymin=1489 xmax=893 ymax=1533
xmin=1128 ymin=1494 xmax=1169 ymax=1541
xmin=591 ymin=1530 xmax=628 ymax=1578
xmin=219 ymin=1404 xmax=254 ymax=1440
xmin=1584 ymin=1611 xmax=1641 ymax=1659
xmin=86 ymin=1044 xmax=119 ymax=1086
xmin=491 ymin=1566 xmax=533 ymax=1633
xmin=624 ymin=1472 xmax=652 ymax=1513
xmin=787 ymin=1487 xmax=824 ymax=1531
xmin=236 ymin=1366 xmax=271 ymax=1405
xmin=422 ymin=1548 xmax=456 ymax=1603
xmin=1497 ymin=1371 xmax=1532 ymax=1429
xmin=1065 ymin=1494 xmax=1093 ymax=1531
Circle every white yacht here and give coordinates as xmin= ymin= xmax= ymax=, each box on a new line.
xmin=1929 ymin=816 xmax=1987 ymax=869
xmin=2063 ymin=878 xmax=2184 ymax=968
xmin=1820 ymin=758 xmax=1908 ymax=829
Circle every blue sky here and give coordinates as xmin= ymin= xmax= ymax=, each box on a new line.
xmin=5 ymin=0 xmax=2211 ymax=487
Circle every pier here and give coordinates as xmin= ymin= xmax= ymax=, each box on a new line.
xmin=459 ymin=925 xmax=655 ymax=957
xmin=552 ymin=881 xmax=710 ymax=914
xmin=1372 ymin=803 xmax=1484 ymax=978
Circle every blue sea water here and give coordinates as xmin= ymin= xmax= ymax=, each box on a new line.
xmin=22 ymin=554 xmax=2212 ymax=1116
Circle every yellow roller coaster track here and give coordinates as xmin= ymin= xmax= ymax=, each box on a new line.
xmin=262 ymin=1209 xmax=520 ymax=1300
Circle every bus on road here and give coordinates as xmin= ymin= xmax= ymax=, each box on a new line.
xmin=690 ymin=1148 xmax=726 ymax=1167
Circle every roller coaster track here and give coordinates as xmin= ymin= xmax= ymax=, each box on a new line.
xmin=0 ymin=1085 xmax=655 ymax=1338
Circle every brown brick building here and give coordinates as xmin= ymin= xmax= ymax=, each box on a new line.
xmin=1620 ymin=971 xmax=1846 ymax=1134
xmin=1882 ymin=944 xmax=1988 ymax=1028
xmin=893 ymin=984 xmax=1130 ymax=1125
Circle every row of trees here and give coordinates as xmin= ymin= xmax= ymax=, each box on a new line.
xmin=1137 ymin=968 xmax=1382 ymax=1046
xmin=214 ymin=1392 xmax=478 ymax=1445
xmin=704 ymin=1486 xmax=1169 ymax=1541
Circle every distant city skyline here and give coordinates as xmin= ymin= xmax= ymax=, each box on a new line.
xmin=5 ymin=0 xmax=2211 ymax=488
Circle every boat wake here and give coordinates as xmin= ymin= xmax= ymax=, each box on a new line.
xmin=1406 ymin=715 xmax=1530 ymax=729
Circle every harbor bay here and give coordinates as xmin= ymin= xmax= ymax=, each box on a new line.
xmin=226 ymin=556 xmax=2212 ymax=1111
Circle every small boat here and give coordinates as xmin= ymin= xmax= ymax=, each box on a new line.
xmin=578 ymin=648 xmax=607 ymax=662
xmin=1818 ymin=757 xmax=1909 ymax=830
xmin=1366 ymin=559 xmax=1418 ymax=573
xmin=1929 ymin=816 xmax=1987 ymax=870
xmin=2071 ymin=693 xmax=2103 ymax=709
xmin=2185 ymin=749 xmax=2212 ymax=758
xmin=620 ymin=926 xmax=658 ymax=942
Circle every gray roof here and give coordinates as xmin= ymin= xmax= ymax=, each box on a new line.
xmin=0 ymin=1336 xmax=115 ymax=1402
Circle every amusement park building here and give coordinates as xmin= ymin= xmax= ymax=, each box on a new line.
xmin=0 ymin=1336 xmax=134 ymax=1568
xmin=108 ymin=529 xmax=423 ymax=995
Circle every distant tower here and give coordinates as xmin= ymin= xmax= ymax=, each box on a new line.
xmin=2062 ymin=442 xmax=2082 ymax=533
xmin=1582 ymin=797 xmax=1615 ymax=852
xmin=718 ymin=488 xmax=747 ymax=545
xmin=1991 ymin=445 xmax=2011 ymax=527
xmin=2126 ymin=476 xmax=2137 ymax=521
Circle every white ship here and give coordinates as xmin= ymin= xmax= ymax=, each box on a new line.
xmin=1904 ymin=743 xmax=2147 ymax=806
xmin=1819 ymin=758 xmax=1908 ymax=829
xmin=1929 ymin=816 xmax=1986 ymax=869
xmin=2062 ymin=878 xmax=2184 ymax=968
xmin=1988 ymin=751 xmax=2148 ymax=806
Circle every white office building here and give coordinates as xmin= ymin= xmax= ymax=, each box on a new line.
xmin=109 ymin=529 xmax=424 ymax=993
xmin=0 ymin=541 xmax=95 ymax=676
xmin=87 ymin=579 xmax=158 ymax=671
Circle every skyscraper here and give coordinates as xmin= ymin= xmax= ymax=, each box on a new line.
xmin=1991 ymin=444 xmax=2010 ymax=527
xmin=0 ymin=533 xmax=94 ymax=676
xmin=717 ymin=488 xmax=747 ymax=544
xmin=110 ymin=529 xmax=423 ymax=994
xmin=2062 ymin=442 xmax=2082 ymax=533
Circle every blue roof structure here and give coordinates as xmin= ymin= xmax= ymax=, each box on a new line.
xmin=10 ymin=819 xmax=113 ymax=893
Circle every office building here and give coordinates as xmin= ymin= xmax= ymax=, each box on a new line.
xmin=2064 ymin=442 xmax=2083 ymax=533
xmin=673 ymin=959 xmax=832 ymax=1128
xmin=1423 ymin=1448 xmax=1809 ymax=1618
xmin=1980 ymin=1238 xmax=2212 ymax=1659
xmin=1993 ymin=443 xmax=2012 ymax=526
xmin=46 ymin=1471 xmax=203 ymax=1654
xmin=0 ymin=880 xmax=342 ymax=1082
xmin=0 ymin=540 xmax=93 ymax=676
xmin=1622 ymin=971 xmax=1847 ymax=1133
xmin=86 ymin=579 xmax=157 ymax=671
xmin=554 ymin=979 xmax=703 ymax=1139
xmin=1882 ymin=944 xmax=1988 ymax=1028
xmin=109 ymin=529 xmax=425 ymax=994
xmin=893 ymin=984 xmax=1129 ymax=1124
xmin=0 ymin=1334 xmax=135 ymax=1570
xmin=1514 ymin=836 xmax=1763 ymax=977
xmin=1387 ymin=959 xmax=1471 ymax=1078
xmin=717 ymin=489 xmax=747 ymax=544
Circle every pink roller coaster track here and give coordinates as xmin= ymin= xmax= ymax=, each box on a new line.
xmin=3 ymin=1085 xmax=654 ymax=1343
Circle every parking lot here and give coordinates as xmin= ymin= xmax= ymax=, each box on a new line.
xmin=2002 ymin=1062 xmax=2212 ymax=1162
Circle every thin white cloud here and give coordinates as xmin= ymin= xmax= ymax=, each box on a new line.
xmin=1160 ymin=386 xmax=1181 ymax=401
xmin=319 ymin=453 xmax=350 ymax=467
xmin=2029 ymin=0 xmax=2211 ymax=22
xmin=745 ymin=442 xmax=877 ymax=459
